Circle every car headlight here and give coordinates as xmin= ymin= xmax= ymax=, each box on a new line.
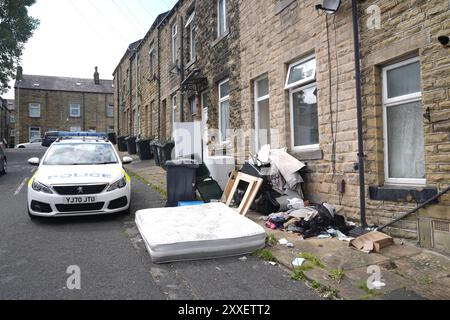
xmin=107 ymin=176 xmax=127 ymax=192
xmin=32 ymin=179 xmax=53 ymax=194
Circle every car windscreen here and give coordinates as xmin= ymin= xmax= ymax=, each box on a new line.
xmin=43 ymin=143 xmax=118 ymax=165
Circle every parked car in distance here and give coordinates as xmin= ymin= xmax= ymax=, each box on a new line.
xmin=16 ymin=138 xmax=44 ymax=149
xmin=42 ymin=131 xmax=62 ymax=147
xmin=0 ymin=143 xmax=7 ymax=175
xmin=27 ymin=135 xmax=133 ymax=218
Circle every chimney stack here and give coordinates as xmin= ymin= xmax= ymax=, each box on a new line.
xmin=94 ymin=66 xmax=100 ymax=85
xmin=16 ymin=66 xmax=23 ymax=81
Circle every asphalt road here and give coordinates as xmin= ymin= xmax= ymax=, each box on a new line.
xmin=0 ymin=148 xmax=319 ymax=300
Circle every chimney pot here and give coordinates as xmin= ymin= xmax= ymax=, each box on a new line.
xmin=16 ymin=66 xmax=23 ymax=81
xmin=94 ymin=66 xmax=100 ymax=85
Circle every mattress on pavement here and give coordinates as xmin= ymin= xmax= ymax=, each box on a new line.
xmin=135 ymin=202 xmax=266 ymax=264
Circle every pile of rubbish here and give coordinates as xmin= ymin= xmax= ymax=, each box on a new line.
xmin=240 ymin=145 xmax=357 ymax=240
xmin=262 ymin=202 xmax=355 ymax=240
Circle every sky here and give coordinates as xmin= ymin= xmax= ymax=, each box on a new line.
xmin=5 ymin=0 xmax=178 ymax=99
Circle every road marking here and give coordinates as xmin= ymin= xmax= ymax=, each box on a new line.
xmin=31 ymin=168 xmax=36 ymax=173
xmin=14 ymin=177 xmax=29 ymax=196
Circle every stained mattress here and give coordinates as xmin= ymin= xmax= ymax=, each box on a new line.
xmin=135 ymin=202 xmax=266 ymax=264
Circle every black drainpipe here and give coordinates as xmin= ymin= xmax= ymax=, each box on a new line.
xmin=116 ymin=69 xmax=121 ymax=136
xmin=129 ymin=58 xmax=133 ymax=136
xmin=179 ymin=16 xmax=185 ymax=123
xmin=157 ymin=27 xmax=161 ymax=139
xmin=352 ymin=0 xmax=367 ymax=228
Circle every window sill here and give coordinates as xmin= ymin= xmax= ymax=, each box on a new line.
xmin=369 ymin=185 xmax=438 ymax=204
xmin=169 ymin=65 xmax=179 ymax=75
xmin=185 ymin=59 xmax=197 ymax=70
xmin=290 ymin=147 xmax=323 ymax=161
xmin=211 ymin=31 xmax=230 ymax=47
xmin=274 ymin=0 xmax=297 ymax=15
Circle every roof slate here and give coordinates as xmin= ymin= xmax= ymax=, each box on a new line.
xmin=15 ymin=75 xmax=113 ymax=94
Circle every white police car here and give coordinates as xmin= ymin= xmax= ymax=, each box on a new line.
xmin=27 ymin=136 xmax=133 ymax=218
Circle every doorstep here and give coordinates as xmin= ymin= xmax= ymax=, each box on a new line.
xmin=246 ymin=211 xmax=450 ymax=300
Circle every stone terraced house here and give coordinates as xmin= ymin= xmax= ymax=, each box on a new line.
xmin=113 ymin=0 xmax=450 ymax=253
xmin=14 ymin=67 xmax=114 ymax=144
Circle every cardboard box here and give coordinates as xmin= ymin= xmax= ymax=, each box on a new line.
xmin=349 ymin=231 xmax=394 ymax=253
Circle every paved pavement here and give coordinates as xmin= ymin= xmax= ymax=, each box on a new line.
xmin=118 ymin=149 xmax=450 ymax=300
xmin=0 ymin=148 xmax=320 ymax=300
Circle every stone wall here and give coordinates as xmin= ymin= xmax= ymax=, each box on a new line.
xmin=359 ymin=0 xmax=450 ymax=238
xmin=136 ymin=27 xmax=159 ymax=139
xmin=196 ymin=0 xmax=241 ymax=158
xmin=15 ymin=89 xmax=114 ymax=143
xmin=239 ymin=0 xmax=360 ymax=218
xmin=112 ymin=0 xmax=450 ymax=243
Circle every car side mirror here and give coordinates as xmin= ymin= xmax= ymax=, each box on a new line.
xmin=28 ymin=157 xmax=40 ymax=166
xmin=122 ymin=157 xmax=133 ymax=165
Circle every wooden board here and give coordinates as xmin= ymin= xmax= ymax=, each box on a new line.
xmin=224 ymin=172 xmax=263 ymax=216
xmin=221 ymin=171 xmax=238 ymax=203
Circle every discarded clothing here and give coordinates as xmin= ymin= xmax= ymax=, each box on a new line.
xmin=287 ymin=198 xmax=304 ymax=210
xmin=317 ymin=232 xmax=332 ymax=239
xmin=288 ymin=207 xmax=318 ymax=221
xmin=288 ymin=204 xmax=353 ymax=239
xmin=267 ymin=212 xmax=290 ymax=221
xmin=287 ymin=224 xmax=304 ymax=233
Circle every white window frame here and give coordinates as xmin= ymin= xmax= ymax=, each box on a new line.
xmin=189 ymin=96 xmax=196 ymax=120
xmin=217 ymin=0 xmax=228 ymax=38
xmin=135 ymin=107 xmax=141 ymax=136
xmin=136 ymin=54 xmax=141 ymax=90
xmin=149 ymin=44 xmax=155 ymax=77
xmin=9 ymin=115 xmax=15 ymax=123
xmin=151 ymin=101 xmax=156 ymax=137
xmin=218 ymin=78 xmax=230 ymax=142
xmin=29 ymin=103 xmax=41 ymax=118
xmin=171 ymin=23 xmax=178 ymax=64
xmin=201 ymin=91 xmax=210 ymax=159
xmin=10 ymin=129 xmax=15 ymax=137
xmin=172 ymin=94 xmax=177 ymax=128
xmin=107 ymin=104 xmax=114 ymax=118
xmin=254 ymin=75 xmax=270 ymax=149
xmin=285 ymin=55 xmax=316 ymax=90
xmin=186 ymin=11 xmax=196 ymax=62
xmin=382 ymin=57 xmax=425 ymax=186
xmin=289 ymin=82 xmax=320 ymax=151
xmin=70 ymin=103 xmax=81 ymax=118
xmin=29 ymin=127 xmax=41 ymax=141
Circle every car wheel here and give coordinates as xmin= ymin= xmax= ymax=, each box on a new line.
xmin=18 ymin=146 xmax=25 ymax=149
